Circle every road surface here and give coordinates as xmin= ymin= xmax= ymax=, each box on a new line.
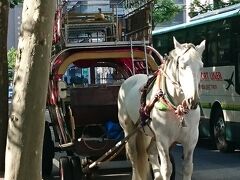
xmin=45 ymin=140 xmax=240 ymax=180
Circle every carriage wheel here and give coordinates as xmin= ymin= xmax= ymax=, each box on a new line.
xmin=81 ymin=157 xmax=96 ymax=179
xmin=42 ymin=121 xmax=55 ymax=177
xmin=213 ymin=109 xmax=235 ymax=153
xmin=59 ymin=157 xmax=73 ymax=180
xmin=70 ymin=156 xmax=83 ymax=180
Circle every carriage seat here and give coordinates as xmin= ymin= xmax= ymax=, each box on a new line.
xmin=70 ymin=85 xmax=120 ymax=127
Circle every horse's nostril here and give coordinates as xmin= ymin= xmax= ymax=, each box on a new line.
xmin=191 ymin=103 xmax=198 ymax=109
xmin=187 ymin=98 xmax=199 ymax=109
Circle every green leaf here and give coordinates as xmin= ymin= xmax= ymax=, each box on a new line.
xmin=7 ymin=48 xmax=17 ymax=81
xmin=153 ymin=0 xmax=182 ymax=28
xmin=189 ymin=0 xmax=240 ymax=18
xmin=10 ymin=0 xmax=23 ymax=8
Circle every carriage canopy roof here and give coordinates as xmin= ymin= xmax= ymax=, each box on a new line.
xmin=51 ymin=45 xmax=160 ymax=77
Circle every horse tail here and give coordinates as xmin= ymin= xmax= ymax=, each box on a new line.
xmin=135 ymin=130 xmax=151 ymax=180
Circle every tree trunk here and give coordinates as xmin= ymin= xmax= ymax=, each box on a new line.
xmin=4 ymin=0 xmax=56 ymax=179
xmin=0 ymin=0 xmax=9 ymax=173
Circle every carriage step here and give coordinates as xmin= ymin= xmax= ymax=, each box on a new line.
xmin=59 ymin=142 xmax=74 ymax=148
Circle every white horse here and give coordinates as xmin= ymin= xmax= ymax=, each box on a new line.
xmin=118 ymin=37 xmax=205 ymax=180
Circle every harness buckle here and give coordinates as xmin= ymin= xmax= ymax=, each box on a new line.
xmin=179 ymin=116 xmax=187 ymax=128
xmin=155 ymin=89 xmax=164 ymax=99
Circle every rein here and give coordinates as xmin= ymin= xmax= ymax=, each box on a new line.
xmin=139 ymin=74 xmax=188 ymax=128
xmin=139 ymin=48 xmax=196 ymax=128
xmin=158 ymin=57 xmax=181 ymax=92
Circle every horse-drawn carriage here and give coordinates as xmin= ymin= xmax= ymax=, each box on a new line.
xmin=42 ymin=1 xmax=205 ymax=179
xmin=46 ymin=42 xmax=162 ymax=179
xmin=42 ymin=0 xmax=162 ymax=179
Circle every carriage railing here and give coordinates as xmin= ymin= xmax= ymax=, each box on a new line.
xmin=57 ymin=0 xmax=153 ymax=48
xmin=122 ymin=0 xmax=153 ymax=40
xmin=60 ymin=0 xmax=123 ymax=47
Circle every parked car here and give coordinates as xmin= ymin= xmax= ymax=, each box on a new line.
xmin=8 ymin=85 xmax=13 ymax=111
xmin=8 ymin=85 xmax=13 ymax=99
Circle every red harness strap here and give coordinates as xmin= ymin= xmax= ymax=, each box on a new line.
xmin=139 ymin=89 xmax=164 ymax=126
xmin=139 ymin=68 xmax=189 ymax=127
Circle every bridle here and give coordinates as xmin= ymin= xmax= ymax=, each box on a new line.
xmin=160 ymin=44 xmax=196 ymax=92
xmin=139 ymin=44 xmax=201 ymax=128
xmin=164 ymin=44 xmax=201 ymax=110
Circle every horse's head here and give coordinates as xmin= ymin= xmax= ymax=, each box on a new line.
xmin=169 ymin=37 xmax=205 ymax=109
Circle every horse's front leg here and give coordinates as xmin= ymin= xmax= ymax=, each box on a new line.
xmin=182 ymin=144 xmax=196 ymax=180
xmin=156 ymin=142 xmax=172 ymax=180
xmin=147 ymin=138 xmax=161 ymax=180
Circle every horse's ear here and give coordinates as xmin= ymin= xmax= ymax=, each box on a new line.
xmin=196 ymin=40 xmax=206 ymax=55
xmin=173 ymin=36 xmax=182 ymax=49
